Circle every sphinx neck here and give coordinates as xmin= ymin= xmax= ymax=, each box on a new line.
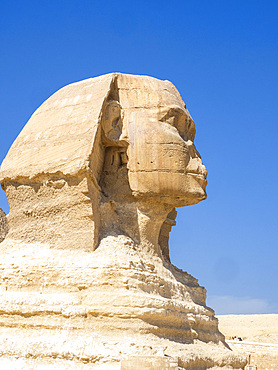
xmin=132 ymin=200 xmax=172 ymax=258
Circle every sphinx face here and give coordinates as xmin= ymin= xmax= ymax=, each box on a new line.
xmin=124 ymin=86 xmax=207 ymax=207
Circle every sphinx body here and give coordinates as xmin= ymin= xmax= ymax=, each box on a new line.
xmin=0 ymin=74 xmax=245 ymax=369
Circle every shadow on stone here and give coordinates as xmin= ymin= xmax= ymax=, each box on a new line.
xmin=0 ymin=208 xmax=8 ymax=242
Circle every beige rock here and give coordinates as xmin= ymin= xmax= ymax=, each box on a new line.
xmin=0 ymin=73 xmax=246 ymax=369
xmin=0 ymin=208 xmax=8 ymax=242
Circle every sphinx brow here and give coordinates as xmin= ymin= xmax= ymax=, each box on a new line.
xmin=161 ymin=104 xmax=185 ymax=112
xmin=159 ymin=106 xmax=186 ymax=119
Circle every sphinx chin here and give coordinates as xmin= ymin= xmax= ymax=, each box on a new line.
xmin=168 ymin=182 xmax=207 ymax=208
xmin=130 ymin=171 xmax=207 ymax=206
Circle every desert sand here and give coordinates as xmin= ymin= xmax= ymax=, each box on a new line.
xmin=217 ymin=314 xmax=278 ymax=344
xmin=217 ymin=314 xmax=278 ymax=369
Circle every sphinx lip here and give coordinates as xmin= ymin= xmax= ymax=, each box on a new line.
xmin=187 ymin=172 xmax=207 ymax=186
xmin=186 ymin=171 xmax=207 ymax=179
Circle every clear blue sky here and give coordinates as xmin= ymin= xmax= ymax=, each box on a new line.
xmin=1 ymin=0 xmax=277 ymax=314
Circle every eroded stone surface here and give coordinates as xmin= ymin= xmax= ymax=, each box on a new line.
xmin=0 ymin=73 xmax=246 ymax=369
xmin=0 ymin=208 xmax=8 ymax=242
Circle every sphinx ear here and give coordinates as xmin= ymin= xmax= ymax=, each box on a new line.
xmin=101 ymin=100 xmax=123 ymax=142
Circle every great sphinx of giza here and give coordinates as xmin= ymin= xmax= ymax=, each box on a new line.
xmin=0 ymin=73 xmax=245 ymax=369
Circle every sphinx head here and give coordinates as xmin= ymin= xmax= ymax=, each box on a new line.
xmin=98 ymin=74 xmax=207 ymax=257
xmin=0 ymin=73 xmax=207 ymax=257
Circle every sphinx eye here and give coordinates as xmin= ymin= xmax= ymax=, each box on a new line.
xmin=160 ymin=109 xmax=179 ymax=128
xmin=165 ymin=115 xmax=177 ymax=127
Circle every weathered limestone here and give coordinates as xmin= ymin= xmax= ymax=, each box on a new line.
xmin=0 ymin=208 xmax=8 ymax=242
xmin=0 ymin=73 xmax=246 ymax=369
